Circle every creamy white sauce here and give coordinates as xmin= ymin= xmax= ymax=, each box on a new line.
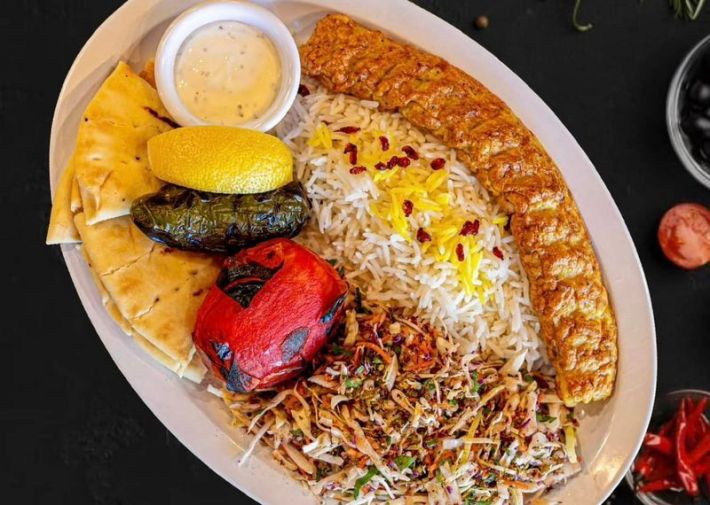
xmin=175 ymin=21 xmax=281 ymax=126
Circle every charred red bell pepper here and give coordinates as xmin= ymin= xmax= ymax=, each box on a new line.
xmin=193 ymin=238 xmax=348 ymax=392
xmin=644 ymin=433 xmax=674 ymax=456
xmin=675 ymin=406 xmax=700 ymax=497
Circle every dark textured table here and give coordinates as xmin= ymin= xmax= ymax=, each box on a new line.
xmin=3 ymin=0 xmax=709 ymax=503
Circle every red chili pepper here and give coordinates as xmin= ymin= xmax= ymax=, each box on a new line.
xmin=675 ymin=406 xmax=700 ymax=496
xmin=689 ymin=432 xmax=710 ymax=465
xmin=644 ymin=433 xmax=674 ymax=456
xmin=634 ymin=451 xmax=657 ymax=479
xmin=685 ymin=397 xmax=696 ymax=415
xmin=687 ymin=397 xmax=708 ymax=444
xmin=646 ymin=455 xmax=675 ymax=481
xmin=658 ymin=418 xmax=675 ymax=437
xmin=693 ymin=455 xmax=710 ymax=475
xmin=638 ymin=478 xmax=680 ymax=493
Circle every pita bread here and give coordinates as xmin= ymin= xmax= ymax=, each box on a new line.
xmin=74 ymin=61 xmax=174 ymax=224
xmin=70 ymin=174 xmax=82 ymax=214
xmin=83 ymin=246 xmax=207 ymax=382
xmin=139 ymin=59 xmax=157 ymax=88
xmin=46 ymin=156 xmax=81 ymax=244
xmin=75 ymin=212 xmax=220 ymax=371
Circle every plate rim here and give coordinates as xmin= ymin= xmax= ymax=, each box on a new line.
xmin=49 ymin=1 xmax=657 ymax=504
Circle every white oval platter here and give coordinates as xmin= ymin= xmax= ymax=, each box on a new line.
xmin=49 ymin=1 xmax=657 ymax=503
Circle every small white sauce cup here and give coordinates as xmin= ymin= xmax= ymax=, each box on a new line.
xmin=154 ymin=0 xmax=300 ymax=131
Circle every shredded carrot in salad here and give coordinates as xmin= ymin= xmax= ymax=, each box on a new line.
xmin=220 ymin=302 xmax=580 ymax=504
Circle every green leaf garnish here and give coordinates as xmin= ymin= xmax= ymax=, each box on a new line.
xmin=572 ymin=0 xmax=593 ymax=32
xmin=353 ymin=466 xmax=379 ymax=498
xmin=345 ymin=378 xmax=362 ymax=389
xmin=471 ymin=371 xmax=480 ymax=394
xmin=395 ymin=455 xmax=416 ymax=470
xmin=536 ymin=413 xmax=557 ymax=423
xmin=332 ymin=343 xmax=353 ymax=357
xmin=670 ymin=0 xmax=706 ymax=20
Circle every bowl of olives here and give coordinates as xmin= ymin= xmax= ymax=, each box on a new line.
xmin=668 ymin=34 xmax=710 ymax=190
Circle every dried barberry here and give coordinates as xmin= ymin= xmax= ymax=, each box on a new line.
xmin=460 ymin=220 xmax=480 ymax=236
xmin=416 ymin=228 xmax=432 ymax=243
xmin=402 ymin=145 xmax=419 ymax=160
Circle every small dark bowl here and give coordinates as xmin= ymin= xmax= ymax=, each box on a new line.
xmin=667 ymin=35 xmax=710 ymax=190
xmin=626 ymin=389 xmax=710 ymax=505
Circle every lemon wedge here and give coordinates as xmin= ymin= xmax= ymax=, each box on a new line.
xmin=147 ymin=126 xmax=293 ymax=194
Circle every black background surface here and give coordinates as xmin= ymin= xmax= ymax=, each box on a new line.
xmin=2 ymin=1 xmax=709 ymax=504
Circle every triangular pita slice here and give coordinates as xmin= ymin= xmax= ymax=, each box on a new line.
xmin=70 ymin=174 xmax=82 ymax=214
xmin=74 ymin=61 xmax=174 ymax=224
xmin=83 ymin=247 xmax=207 ymax=382
xmin=46 ymin=156 xmax=81 ymax=244
xmin=75 ymin=212 xmax=220 ymax=370
xmin=139 ymin=58 xmax=157 ymax=88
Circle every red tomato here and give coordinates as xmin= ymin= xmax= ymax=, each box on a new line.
xmin=657 ymin=203 xmax=710 ymax=269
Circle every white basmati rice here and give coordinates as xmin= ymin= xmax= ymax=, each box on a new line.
xmin=275 ymin=80 xmax=546 ymax=369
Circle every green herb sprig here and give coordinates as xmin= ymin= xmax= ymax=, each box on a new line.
xmin=573 ymin=0 xmax=593 ymax=32
xmin=669 ymin=0 xmax=706 ymax=19
xmin=573 ymin=0 xmax=707 ymax=32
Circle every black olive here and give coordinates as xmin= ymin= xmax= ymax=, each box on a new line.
xmin=700 ymin=140 xmax=710 ymax=161
xmin=682 ymin=112 xmax=710 ymax=139
xmin=688 ymin=80 xmax=710 ymax=105
xmin=699 ymin=52 xmax=710 ymax=79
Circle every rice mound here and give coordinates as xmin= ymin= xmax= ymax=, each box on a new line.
xmin=275 ymin=80 xmax=545 ymax=369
